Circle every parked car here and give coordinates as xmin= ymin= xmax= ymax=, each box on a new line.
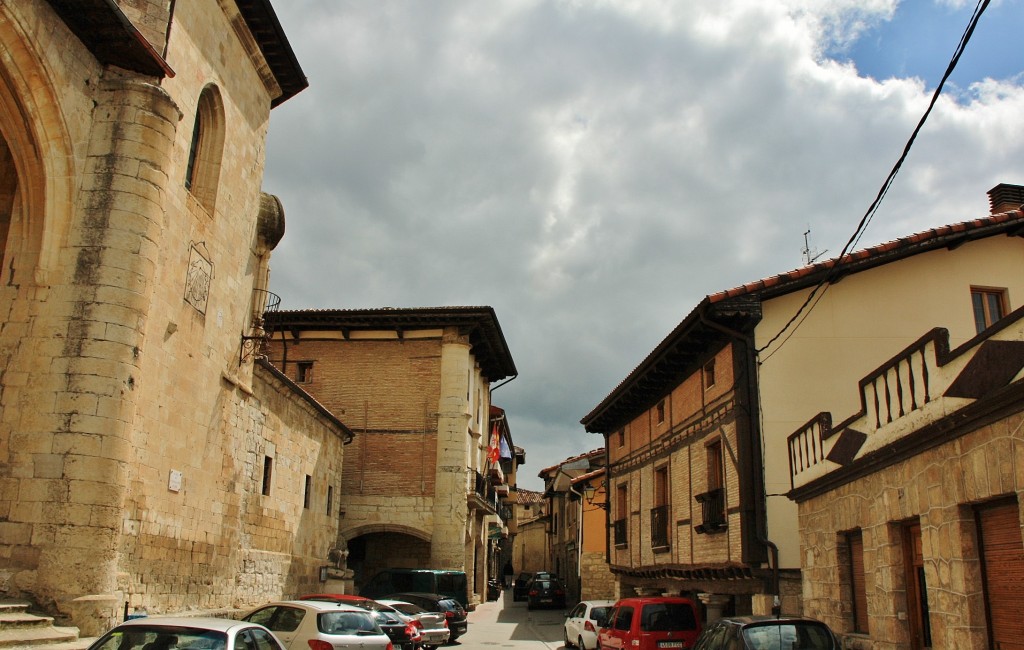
xmin=512 ymin=573 xmax=533 ymax=601
xmin=87 ymin=616 xmax=284 ymax=650
xmin=361 ymin=569 xmax=469 ymax=607
xmin=385 ymin=592 xmax=468 ymax=642
xmin=564 ymin=600 xmax=615 ymax=650
xmin=526 ymin=577 xmax=567 ymax=610
xmin=514 ymin=571 xmax=557 ymax=602
xmin=241 ymin=600 xmax=393 ymax=650
xmin=597 ymin=597 xmax=700 ymax=650
xmin=378 ymin=599 xmax=451 ymax=649
xmin=691 ymin=616 xmax=839 ymax=650
xmin=297 ymin=594 xmax=418 ymax=650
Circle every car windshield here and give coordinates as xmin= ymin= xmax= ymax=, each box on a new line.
xmin=640 ymin=603 xmax=697 ymax=632
xmin=90 ymin=626 xmax=227 ymax=650
xmin=591 ymin=606 xmax=611 ymax=622
xmin=389 ymin=603 xmax=425 ymax=616
xmin=741 ymin=623 xmax=834 ymax=650
xmin=319 ymin=611 xmax=381 ymax=635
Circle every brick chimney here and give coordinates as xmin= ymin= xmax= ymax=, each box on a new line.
xmin=987 ymin=183 xmax=1024 ymax=214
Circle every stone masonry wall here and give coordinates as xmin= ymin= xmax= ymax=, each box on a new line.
xmin=798 ymin=410 xmax=1024 ymax=650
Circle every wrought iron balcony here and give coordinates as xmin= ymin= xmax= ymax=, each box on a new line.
xmin=694 ymin=487 xmax=727 ymax=534
xmin=650 ymin=504 xmax=670 ymax=549
xmin=239 ymin=289 xmax=280 ymax=364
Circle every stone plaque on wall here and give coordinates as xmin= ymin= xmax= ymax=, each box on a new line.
xmin=185 ymin=243 xmax=212 ymax=314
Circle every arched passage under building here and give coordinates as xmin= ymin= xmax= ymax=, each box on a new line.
xmin=344 ymin=524 xmax=433 ymax=591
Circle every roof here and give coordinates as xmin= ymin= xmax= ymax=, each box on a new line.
xmin=538 ymin=448 xmax=605 ymax=477
xmin=582 ymin=208 xmax=1024 ymax=433
xmin=44 ymin=0 xmax=308 ymax=106
xmin=516 ymin=489 xmax=545 ymax=506
xmin=265 ymin=306 xmax=517 ymax=382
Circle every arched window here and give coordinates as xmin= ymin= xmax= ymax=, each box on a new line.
xmin=184 ymin=85 xmax=225 ymax=215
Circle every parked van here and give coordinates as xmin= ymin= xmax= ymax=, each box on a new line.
xmin=598 ymin=597 xmax=701 ymax=650
xmin=359 ymin=568 xmax=468 ymax=606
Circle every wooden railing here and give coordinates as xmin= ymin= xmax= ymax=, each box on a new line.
xmin=787 ymin=329 xmax=949 ymax=489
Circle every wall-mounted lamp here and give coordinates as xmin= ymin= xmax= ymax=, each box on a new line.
xmin=581 ymin=482 xmax=609 ymax=510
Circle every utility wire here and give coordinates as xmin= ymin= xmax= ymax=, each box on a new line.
xmin=757 ymin=0 xmax=990 ymax=361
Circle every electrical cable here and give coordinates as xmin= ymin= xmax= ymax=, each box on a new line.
xmin=757 ymin=0 xmax=990 ymax=361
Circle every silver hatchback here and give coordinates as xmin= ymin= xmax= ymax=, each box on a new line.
xmin=242 ymin=600 xmax=393 ymax=650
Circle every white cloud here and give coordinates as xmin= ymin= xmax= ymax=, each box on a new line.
xmin=264 ymin=0 xmax=1024 ymax=490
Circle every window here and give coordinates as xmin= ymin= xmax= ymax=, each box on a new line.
xmin=704 ymin=359 xmax=716 ymax=389
xmin=262 ymin=455 xmax=273 ymax=496
xmin=617 ymin=428 xmax=625 ymax=447
xmin=652 ymin=467 xmax=670 ymax=549
xmin=327 ymin=485 xmax=334 ymax=515
xmin=843 ymin=530 xmax=869 ymax=634
xmin=707 ymin=440 xmax=723 ymax=490
xmin=656 ymin=400 xmax=665 ymax=423
xmin=971 ymin=287 xmax=1007 ymax=333
xmin=303 ymin=475 xmax=312 ymax=509
xmin=184 ymin=85 xmax=225 ymax=214
xmin=296 ymin=361 xmax=314 ymax=383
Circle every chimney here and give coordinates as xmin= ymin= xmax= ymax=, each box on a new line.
xmin=987 ymin=183 xmax=1024 ymax=214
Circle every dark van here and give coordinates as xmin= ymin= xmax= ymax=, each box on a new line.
xmin=359 ymin=568 xmax=468 ymax=606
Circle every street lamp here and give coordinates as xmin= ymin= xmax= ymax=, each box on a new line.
xmin=581 ymin=482 xmax=608 ymax=510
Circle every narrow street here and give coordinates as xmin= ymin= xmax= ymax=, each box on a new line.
xmin=457 ymin=590 xmax=570 ymax=649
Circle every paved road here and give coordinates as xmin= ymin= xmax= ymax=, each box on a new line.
xmin=455 ymin=589 xmax=570 ymax=649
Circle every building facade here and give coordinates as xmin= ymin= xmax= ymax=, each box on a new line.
xmin=0 ymin=0 xmax=351 ymax=634
xmin=512 ymin=489 xmax=550 ymax=577
xmin=539 ymin=450 xmax=613 ymax=603
xmin=264 ymin=307 xmax=518 ymax=605
xmin=582 ymin=186 xmax=1024 ymax=623
xmin=790 ymin=306 xmax=1024 ymax=650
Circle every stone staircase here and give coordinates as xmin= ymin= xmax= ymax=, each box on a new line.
xmin=0 ymin=602 xmax=96 ymax=650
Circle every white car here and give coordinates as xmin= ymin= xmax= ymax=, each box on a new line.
xmin=564 ymin=600 xmax=615 ymax=650
xmin=242 ymin=600 xmax=393 ymax=650
xmin=88 ymin=616 xmax=284 ymax=650
xmin=377 ymin=599 xmax=450 ymax=649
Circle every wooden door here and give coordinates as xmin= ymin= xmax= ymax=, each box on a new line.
xmin=903 ymin=522 xmax=931 ymax=649
xmin=977 ymin=500 xmax=1024 ymax=650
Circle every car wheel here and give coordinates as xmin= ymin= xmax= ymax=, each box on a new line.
xmin=578 ymin=637 xmax=586 ymax=650
xmin=564 ymin=629 xmax=573 ymax=647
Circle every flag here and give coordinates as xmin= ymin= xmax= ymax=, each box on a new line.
xmin=487 ymin=423 xmax=500 ymax=464
xmin=499 ymin=435 xmax=512 ymax=460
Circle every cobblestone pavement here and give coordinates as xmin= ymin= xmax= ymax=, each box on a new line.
xmin=456 ymin=589 xmax=570 ymax=649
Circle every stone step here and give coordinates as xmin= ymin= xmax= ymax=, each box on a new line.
xmin=0 ymin=603 xmax=87 ymax=650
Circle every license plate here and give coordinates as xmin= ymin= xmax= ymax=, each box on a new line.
xmin=658 ymin=643 xmax=684 ymax=648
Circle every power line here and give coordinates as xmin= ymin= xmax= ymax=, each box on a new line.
xmin=757 ymin=0 xmax=991 ymax=361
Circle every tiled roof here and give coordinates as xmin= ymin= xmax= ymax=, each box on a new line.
xmin=538 ymin=448 xmax=605 ymax=476
xmin=709 ymin=209 xmax=1024 ymax=303
xmin=516 ymin=489 xmax=545 ymax=505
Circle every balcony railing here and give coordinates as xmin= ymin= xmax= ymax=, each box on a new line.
xmin=650 ymin=505 xmax=670 ymax=549
xmin=239 ymin=289 xmax=281 ymax=363
xmin=470 ymin=470 xmax=500 ymax=514
xmin=694 ymin=488 xmax=726 ymax=534
xmin=613 ymin=518 xmax=628 ymax=547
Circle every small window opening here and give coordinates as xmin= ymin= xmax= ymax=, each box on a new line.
xmin=327 ymin=485 xmax=334 ymax=515
xmin=303 ymin=475 xmax=312 ymax=509
xmin=704 ymin=359 xmax=716 ymax=389
xmin=262 ymin=455 xmax=273 ymax=496
xmin=656 ymin=400 xmax=666 ymax=424
xmin=296 ymin=361 xmax=314 ymax=383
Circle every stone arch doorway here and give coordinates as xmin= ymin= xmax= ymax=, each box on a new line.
xmin=344 ymin=524 xmax=433 ymax=591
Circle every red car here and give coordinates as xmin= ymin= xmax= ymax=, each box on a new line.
xmin=598 ymin=597 xmax=701 ymax=650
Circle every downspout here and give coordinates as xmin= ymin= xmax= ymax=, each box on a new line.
xmin=568 ymin=481 xmax=585 ymax=603
xmin=697 ymin=307 xmax=779 ymax=604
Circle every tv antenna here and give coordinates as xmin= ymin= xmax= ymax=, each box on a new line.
xmin=802 ymin=228 xmax=827 ymax=265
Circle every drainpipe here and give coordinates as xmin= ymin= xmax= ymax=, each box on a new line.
xmin=697 ymin=307 xmax=780 ymax=603
xmin=568 ymin=481 xmax=585 ymax=604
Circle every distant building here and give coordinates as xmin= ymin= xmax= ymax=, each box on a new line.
xmin=0 ymin=0 xmax=347 ymax=634
xmin=582 ymin=185 xmax=1024 ymax=622
xmin=539 ymin=449 xmax=610 ymax=603
xmin=513 ymin=489 xmax=550 ymax=576
xmin=264 ymin=307 xmax=518 ymax=605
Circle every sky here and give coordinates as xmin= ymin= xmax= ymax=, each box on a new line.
xmin=262 ymin=0 xmax=1024 ymax=492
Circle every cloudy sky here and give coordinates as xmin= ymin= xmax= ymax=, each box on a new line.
xmin=262 ymin=0 xmax=1024 ymax=492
